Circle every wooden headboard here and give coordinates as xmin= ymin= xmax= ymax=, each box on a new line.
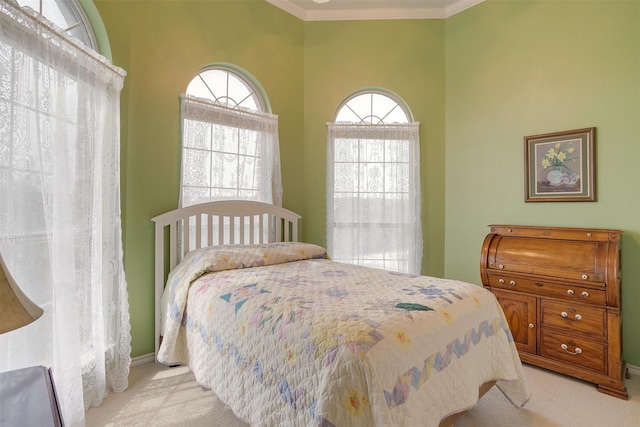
xmin=151 ymin=200 xmax=301 ymax=358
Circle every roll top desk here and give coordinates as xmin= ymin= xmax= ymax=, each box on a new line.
xmin=480 ymin=224 xmax=628 ymax=399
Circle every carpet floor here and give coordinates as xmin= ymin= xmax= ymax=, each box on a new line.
xmin=86 ymin=362 xmax=640 ymax=426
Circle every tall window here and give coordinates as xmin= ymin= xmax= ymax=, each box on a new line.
xmin=180 ymin=66 xmax=282 ymax=208
xmin=0 ymin=2 xmax=130 ymax=426
xmin=327 ymin=90 xmax=422 ymax=275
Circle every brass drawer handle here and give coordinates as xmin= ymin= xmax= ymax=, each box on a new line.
xmin=561 ymin=343 xmax=583 ymax=355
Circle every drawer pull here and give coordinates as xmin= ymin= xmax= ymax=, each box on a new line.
xmin=497 ymin=278 xmax=515 ymax=288
xmin=528 ymin=323 xmax=534 ymax=329
xmin=561 ymin=343 xmax=583 ymax=355
xmin=561 ymin=311 xmax=582 ymax=321
xmin=567 ymin=289 xmax=590 ymax=299
xmin=498 ymin=264 xmax=504 ymax=269
xmin=581 ymin=274 xmax=588 ymax=280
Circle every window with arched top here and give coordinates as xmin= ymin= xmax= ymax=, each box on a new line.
xmin=15 ymin=0 xmax=97 ymax=50
xmin=327 ymin=90 xmax=422 ymax=274
xmin=180 ymin=65 xmax=282 ymax=208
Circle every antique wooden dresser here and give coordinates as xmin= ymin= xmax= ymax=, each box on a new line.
xmin=480 ymin=224 xmax=628 ymax=399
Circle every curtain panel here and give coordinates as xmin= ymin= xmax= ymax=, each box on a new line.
xmin=326 ymin=123 xmax=423 ymax=275
xmin=0 ymin=2 xmax=130 ymax=426
xmin=180 ymin=94 xmax=283 ymax=207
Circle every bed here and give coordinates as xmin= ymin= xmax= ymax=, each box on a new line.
xmin=152 ymin=200 xmax=530 ymax=427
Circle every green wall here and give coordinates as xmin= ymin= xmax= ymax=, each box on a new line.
xmin=445 ymin=0 xmax=640 ymax=365
xmin=94 ymin=0 xmax=304 ymax=358
xmin=92 ymin=0 xmax=640 ymax=367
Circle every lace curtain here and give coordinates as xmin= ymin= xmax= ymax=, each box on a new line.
xmin=0 ymin=2 xmax=130 ymax=426
xmin=180 ymin=94 xmax=283 ymax=207
xmin=326 ymin=123 xmax=423 ymax=275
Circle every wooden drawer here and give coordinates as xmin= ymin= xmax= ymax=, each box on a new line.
xmin=540 ymin=330 xmax=606 ymax=373
xmin=540 ymin=300 xmax=606 ymax=337
xmin=486 ymin=273 xmax=606 ymax=306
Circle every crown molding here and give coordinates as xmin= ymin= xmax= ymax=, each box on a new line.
xmin=265 ymin=0 xmax=484 ymax=21
xmin=444 ymin=0 xmax=484 ymax=18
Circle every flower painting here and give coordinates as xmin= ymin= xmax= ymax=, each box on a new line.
xmin=524 ymin=128 xmax=595 ymax=202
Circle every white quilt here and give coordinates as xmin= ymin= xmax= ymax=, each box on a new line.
xmin=158 ymin=242 xmax=530 ymax=426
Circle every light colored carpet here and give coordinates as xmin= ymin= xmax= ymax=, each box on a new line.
xmin=86 ymin=362 xmax=640 ymax=426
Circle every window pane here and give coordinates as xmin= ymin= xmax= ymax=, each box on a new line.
xmin=385 ymin=140 xmax=409 ymax=162
xmin=212 ymin=125 xmax=239 ymax=153
xmin=371 ymin=93 xmax=397 ymax=122
xmin=359 ymin=163 xmax=383 ymax=193
xmin=238 ymin=154 xmax=257 ymax=189
xmin=182 ymin=149 xmax=211 ymax=186
xmin=183 ymin=120 xmax=212 ymax=150
xmin=334 ymin=164 xmax=357 ymax=192
xmin=334 ymin=138 xmax=358 ymax=162
xmin=185 ymin=78 xmax=213 ymax=100
xmin=383 ymin=107 xmax=408 ymax=124
xmin=194 ymin=70 xmax=228 ymax=104
xmin=335 ymin=108 xmax=360 ymax=123
xmin=360 ymin=139 xmax=384 ymax=162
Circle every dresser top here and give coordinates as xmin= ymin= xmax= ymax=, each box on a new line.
xmin=488 ymin=224 xmax=622 ymax=242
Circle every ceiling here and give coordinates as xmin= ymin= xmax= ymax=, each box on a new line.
xmin=265 ymin=0 xmax=485 ymax=21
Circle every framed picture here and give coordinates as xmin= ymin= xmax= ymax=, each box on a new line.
xmin=524 ymin=127 xmax=595 ymax=202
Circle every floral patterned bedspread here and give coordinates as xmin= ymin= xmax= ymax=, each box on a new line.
xmin=158 ymin=242 xmax=530 ymax=427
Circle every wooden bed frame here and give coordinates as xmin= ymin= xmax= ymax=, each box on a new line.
xmin=151 ymin=200 xmax=496 ymax=427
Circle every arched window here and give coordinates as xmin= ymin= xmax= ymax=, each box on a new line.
xmin=15 ymin=0 xmax=97 ymax=50
xmin=327 ymin=90 xmax=422 ymax=274
xmin=180 ymin=65 xmax=282 ymax=208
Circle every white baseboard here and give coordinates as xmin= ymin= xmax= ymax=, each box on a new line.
xmin=627 ymin=363 xmax=640 ymax=377
xmin=130 ymin=353 xmax=155 ymax=367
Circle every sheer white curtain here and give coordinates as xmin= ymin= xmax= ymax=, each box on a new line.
xmin=326 ymin=123 xmax=423 ymax=275
xmin=180 ymin=94 xmax=283 ymax=207
xmin=0 ymin=2 xmax=131 ymax=426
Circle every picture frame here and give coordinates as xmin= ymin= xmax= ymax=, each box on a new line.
xmin=524 ymin=127 xmax=595 ymax=202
